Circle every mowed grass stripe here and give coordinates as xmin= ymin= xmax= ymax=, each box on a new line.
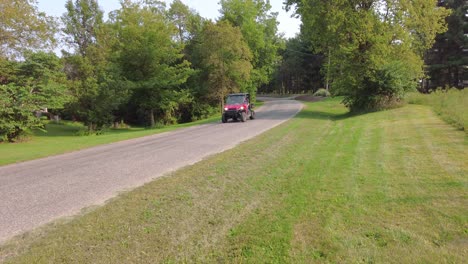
xmin=287 ymin=109 xmax=374 ymax=261
xmin=1 ymin=98 xmax=466 ymax=263
xmin=227 ymin=109 xmax=350 ymax=261
xmin=383 ymin=106 xmax=466 ymax=262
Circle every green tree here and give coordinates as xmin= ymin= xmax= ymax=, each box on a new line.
xmin=0 ymin=0 xmax=56 ymax=59
xmin=111 ymin=0 xmax=193 ymax=126
xmin=0 ymin=84 xmax=43 ymax=142
xmin=0 ymin=52 xmax=69 ymax=142
xmin=286 ymin=0 xmax=450 ymax=111
xmin=0 ymin=0 xmax=61 ymax=142
xmin=61 ymin=0 xmax=124 ymax=130
xmin=220 ymin=0 xmax=282 ymax=99
xmin=271 ymin=36 xmax=323 ymax=94
xmin=168 ymin=0 xmax=203 ymax=44
xmin=194 ymin=21 xmax=252 ymax=110
xmin=62 ymin=0 xmax=103 ymax=56
xmin=62 ymin=53 xmax=125 ymax=129
xmin=17 ymin=52 xmax=70 ymax=111
xmin=0 ymin=59 xmax=16 ymax=85
xmin=425 ymin=0 xmax=467 ymax=89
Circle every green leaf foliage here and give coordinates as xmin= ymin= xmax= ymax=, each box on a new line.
xmin=61 ymin=0 xmax=128 ymax=131
xmin=220 ymin=0 xmax=282 ymax=99
xmin=0 ymin=0 xmax=57 ymax=59
xmin=17 ymin=52 xmax=70 ymax=110
xmin=287 ymin=0 xmax=451 ymax=111
xmin=62 ymin=0 xmax=104 ymax=56
xmin=193 ymin=21 xmax=253 ymax=109
xmin=110 ymin=0 xmax=193 ymax=126
xmin=0 ymin=84 xmax=44 ymax=142
xmin=168 ymin=0 xmax=204 ymax=44
xmin=0 ymin=52 xmax=70 ymax=142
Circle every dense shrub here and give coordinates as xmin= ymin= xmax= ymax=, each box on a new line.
xmin=0 ymin=84 xmax=44 ymax=142
xmin=191 ymin=103 xmax=218 ymax=121
xmin=341 ymin=61 xmax=417 ymax=112
xmin=406 ymin=88 xmax=467 ymax=131
xmin=313 ymin=88 xmax=331 ymax=97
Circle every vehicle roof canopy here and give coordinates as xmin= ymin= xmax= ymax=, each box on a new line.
xmin=227 ymin=93 xmax=249 ymax=97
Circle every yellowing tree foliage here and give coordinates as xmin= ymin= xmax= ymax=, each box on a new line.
xmin=194 ymin=21 xmax=252 ymax=110
xmin=0 ymin=0 xmax=56 ymax=59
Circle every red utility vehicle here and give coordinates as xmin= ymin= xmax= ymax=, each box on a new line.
xmin=222 ymin=93 xmax=255 ymax=123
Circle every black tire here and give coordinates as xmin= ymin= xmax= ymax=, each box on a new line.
xmin=222 ymin=114 xmax=227 ymax=123
xmin=250 ymin=111 xmax=255 ymax=120
xmin=240 ymin=112 xmax=247 ymax=122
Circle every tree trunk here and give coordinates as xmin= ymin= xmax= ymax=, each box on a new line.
xmin=447 ymin=66 xmax=452 ymax=88
xmin=178 ymin=25 xmax=184 ymax=43
xmin=454 ymin=66 xmax=460 ymax=88
xmin=149 ymin=109 xmax=155 ymax=127
xmin=325 ymin=49 xmax=331 ymax=91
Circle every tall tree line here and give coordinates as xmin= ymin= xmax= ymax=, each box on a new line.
xmin=0 ymin=0 xmax=281 ymax=141
xmin=267 ymin=35 xmax=323 ymax=94
xmin=0 ymin=0 xmax=454 ymax=142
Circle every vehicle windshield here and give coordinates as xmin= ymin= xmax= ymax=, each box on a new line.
xmin=226 ymin=95 xmax=245 ymax=105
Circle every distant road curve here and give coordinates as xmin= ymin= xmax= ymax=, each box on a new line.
xmin=0 ymin=97 xmax=302 ymax=243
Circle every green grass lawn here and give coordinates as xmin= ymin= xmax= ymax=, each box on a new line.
xmin=1 ymin=98 xmax=466 ymax=263
xmin=406 ymin=89 xmax=467 ymax=131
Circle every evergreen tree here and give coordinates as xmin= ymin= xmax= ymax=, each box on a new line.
xmin=0 ymin=52 xmax=69 ymax=142
xmin=272 ymin=36 xmax=323 ymax=94
xmin=425 ymin=0 xmax=467 ymax=90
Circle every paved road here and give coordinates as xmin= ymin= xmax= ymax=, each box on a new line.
xmin=0 ymin=98 xmax=302 ymax=243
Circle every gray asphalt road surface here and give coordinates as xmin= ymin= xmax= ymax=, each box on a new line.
xmin=0 ymin=97 xmax=302 ymax=243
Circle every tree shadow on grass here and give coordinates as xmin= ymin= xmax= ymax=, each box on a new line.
xmin=295 ymin=103 xmax=386 ymax=121
xmin=295 ymin=108 xmax=356 ymax=121
xmin=35 ymin=125 xmax=146 ymax=138
xmin=33 ymin=123 xmax=83 ymax=137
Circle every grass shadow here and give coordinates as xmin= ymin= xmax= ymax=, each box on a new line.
xmin=34 ymin=123 xmax=83 ymax=137
xmin=295 ymin=109 xmax=355 ymax=121
xmin=294 ymin=97 xmax=396 ymax=122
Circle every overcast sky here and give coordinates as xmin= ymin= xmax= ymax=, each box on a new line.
xmin=37 ymin=0 xmax=301 ymax=39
